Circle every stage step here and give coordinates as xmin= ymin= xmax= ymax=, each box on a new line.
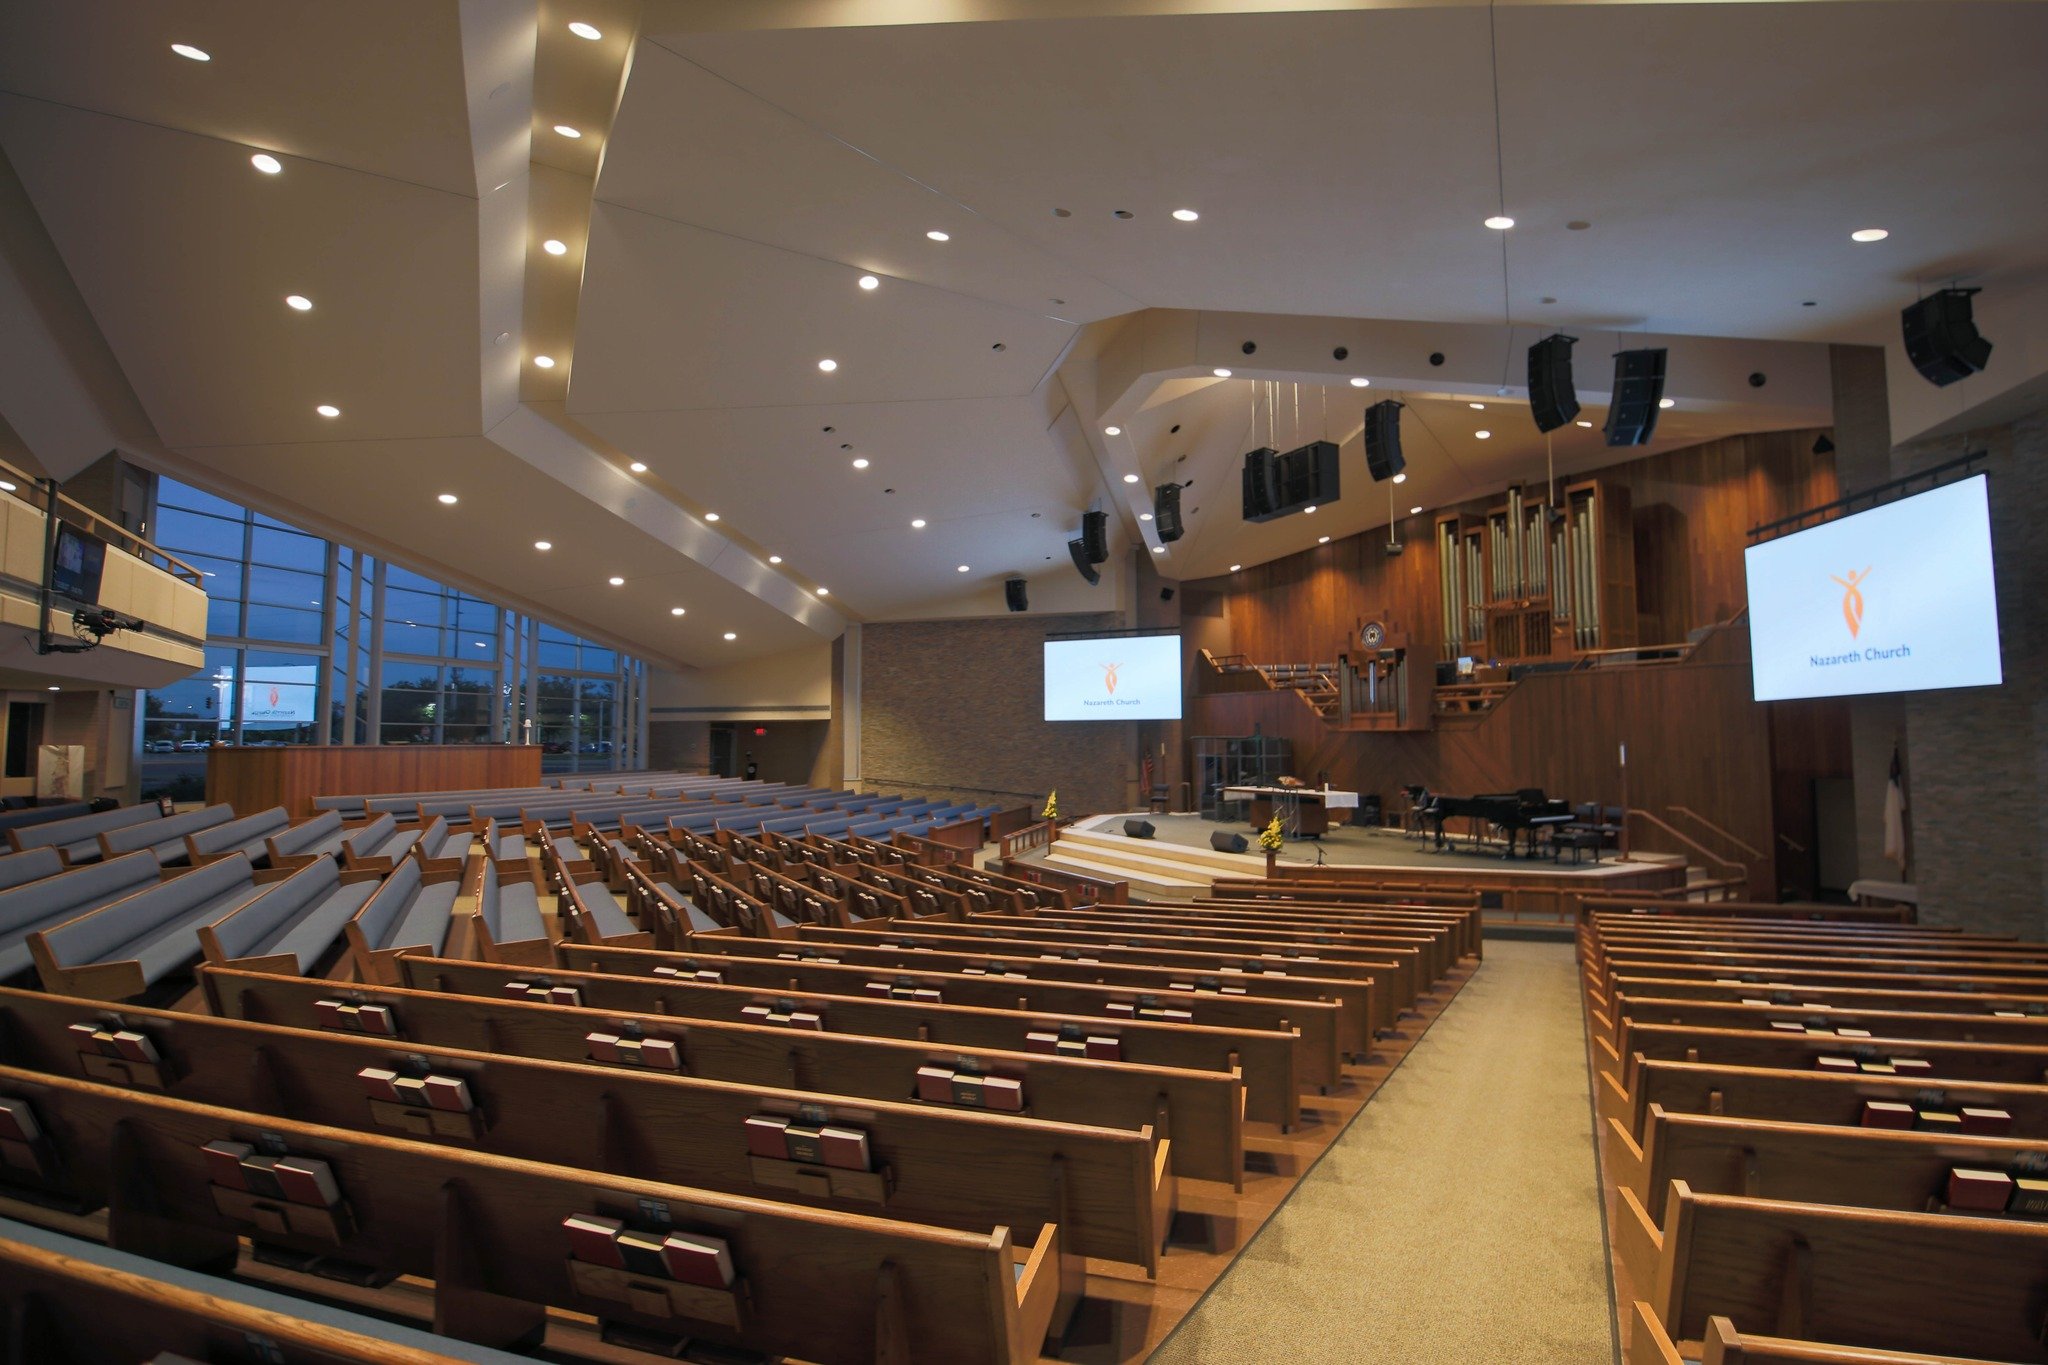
xmin=1039 ymin=848 xmax=1209 ymax=892
xmin=1043 ymin=842 xmax=1216 ymax=888
xmin=1061 ymin=823 xmax=1270 ymax=878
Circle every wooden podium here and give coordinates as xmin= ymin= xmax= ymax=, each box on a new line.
xmin=206 ymin=745 xmax=544 ymax=817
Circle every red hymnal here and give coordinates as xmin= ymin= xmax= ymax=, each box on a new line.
xmin=272 ymin=1156 xmax=342 ymax=1207
xmin=315 ymin=999 xmax=347 ymax=1028
xmin=549 ymin=986 xmax=582 ymax=1006
xmin=355 ymin=1005 xmax=396 ymax=1036
xmin=200 ymin=1139 xmax=253 ymax=1188
xmin=422 ymin=1075 xmax=473 ymax=1112
xmin=787 ymin=1011 xmax=823 ymax=1030
xmin=740 ymin=1005 xmax=773 ymax=1023
xmin=639 ymin=1038 xmax=681 ymax=1069
xmin=1024 ymin=1032 xmax=1059 ymax=1054
xmin=111 ymin=1030 xmax=160 ymax=1063
xmin=743 ymin=1115 xmax=789 ymax=1159
xmin=1859 ymin=1100 xmax=1915 ymax=1129
xmin=585 ymin=1032 xmax=621 ymax=1062
xmin=980 ymin=1076 xmax=1024 ymax=1111
xmin=659 ymin=1231 xmax=735 ymax=1288
xmin=820 ymin=1125 xmax=870 ymax=1171
xmin=1086 ymin=1036 xmax=1122 ymax=1061
xmin=563 ymin=1213 xmax=627 ymax=1268
xmin=66 ymin=1022 xmax=102 ymax=1050
xmin=1947 ymin=1167 xmax=2015 ymax=1212
xmin=357 ymin=1068 xmax=403 ymax=1102
xmin=915 ymin=1066 xmax=954 ymax=1102
xmin=1961 ymin=1107 xmax=2014 ymax=1137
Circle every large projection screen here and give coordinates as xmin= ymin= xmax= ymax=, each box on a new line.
xmin=1745 ymin=473 xmax=2002 ymax=701
xmin=1044 ymin=634 xmax=1183 ymax=720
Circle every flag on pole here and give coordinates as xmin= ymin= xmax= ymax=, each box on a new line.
xmin=1882 ymin=746 xmax=1907 ymax=874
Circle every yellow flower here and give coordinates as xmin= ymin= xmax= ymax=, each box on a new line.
xmin=1041 ymin=790 xmax=1059 ymax=821
xmin=1257 ymin=815 xmax=1284 ymax=851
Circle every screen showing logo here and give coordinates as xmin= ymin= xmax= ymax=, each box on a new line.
xmin=1830 ymin=567 xmax=1869 ymax=638
xmin=1045 ymin=635 xmax=1182 ymax=720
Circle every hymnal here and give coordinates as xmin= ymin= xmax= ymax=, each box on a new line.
xmin=422 ymin=1075 xmax=473 ymax=1112
xmin=616 ymin=1229 xmax=670 ymax=1277
xmin=111 ymin=1030 xmax=161 ymax=1063
xmin=782 ymin=1124 xmax=825 ymax=1165
xmin=743 ymin=1115 xmax=789 ymax=1159
xmin=1815 ymin=1056 xmax=1859 ymax=1072
xmin=1025 ymin=1031 xmax=1059 ymax=1054
xmin=639 ymin=1038 xmax=681 ymax=1069
xmin=1859 ymin=1062 xmax=1896 ymax=1075
xmin=1859 ymin=1100 xmax=1915 ymax=1130
xmin=548 ymin=986 xmax=582 ymax=1006
xmin=200 ymin=1138 xmax=252 ymax=1188
xmin=315 ymin=999 xmax=346 ymax=1028
xmin=393 ymin=1076 xmax=432 ymax=1107
xmin=563 ymin=1213 xmax=627 ymax=1268
xmin=272 ymin=1156 xmax=342 ymax=1207
xmin=1947 ymin=1167 xmax=2015 ymax=1212
xmin=356 ymin=1068 xmax=403 ymax=1102
xmin=1086 ymin=1036 xmax=1122 ymax=1060
xmin=820 ymin=1125 xmax=870 ymax=1171
xmin=0 ymin=1099 xmax=37 ymax=1143
xmin=239 ymin=1154 xmax=287 ymax=1199
xmin=981 ymin=1076 xmax=1024 ymax=1111
xmin=2011 ymin=1177 xmax=2048 ymax=1218
xmin=659 ymin=1231 xmax=735 ymax=1288
xmin=585 ymin=1032 xmax=621 ymax=1061
xmin=355 ymin=1005 xmax=396 ymax=1036
xmin=615 ymin=1038 xmax=644 ymax=1065
xmin=915 ymin=1066 xmax=954 ymax=1102
xmin=1890 ymin=1058 xmax=1934 ymax=1074
xmin=787 ymin=1011 xmax=823 ymax=1031
xmin=1961 ymin=1107 xmax=2013 ymax=1136
xmin=950 ymin=1075 xmax=984 ymax=1107
xmin=1917 ymin=1111 xmax=1963 ymax=1132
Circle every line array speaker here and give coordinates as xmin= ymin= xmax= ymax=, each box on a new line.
xmin=1003 ymin=577 xmax=1028 ymax=612
xmin=1066 ymin=539 xmax=1099 ymax=586
xmin=1124 ymin=819 xmax=1155 ymax=839
xmin=1080 ymin=509 xmax=1109 ymax=564
xmin=1901 ymin=287 xmax=1992 ymax=388
xmin=1364 ymin=400 xmax=1405 ymax=481
xmin=1153 ymin=482 xmax=1185 ymax=542
xmin=1240 ymin=446 xmax=1280 ymax=521
xmin=1209 ymin=831 xmax=1248 ymax=854
xmin=1527 ymin=333 xmax=1580 ymax=433
xmin=1604 ymin=348 xmax=1668 ymax=447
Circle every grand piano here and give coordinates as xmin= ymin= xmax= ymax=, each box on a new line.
xmin=1422 ymin=789 xmax=1574 ymax=858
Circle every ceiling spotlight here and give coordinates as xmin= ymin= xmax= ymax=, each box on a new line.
xmin=768 ymin=555 xmax=782 ymax=564
xmin=607 ymin=576 xmax=625 ymax=586
xmin=671 ymin=606 xmax=685 ymax=615
xmin=1851 ymin=228 xmax=1889 ymax=243
xmin=1230 ymin=564 xmax=1242 ymax=573
xmin=957 ymin=564 xmax=970 ymax=573
xmin=553 ymin=124 xmax=583 ymax=139
xmin=171 ymin=43 xmax=210 ymax=61
xmin=1658 ymin=398 xmax=1676 ymax=409
xmin=46 ymin=686 xmax=58 ymax=692
xmin=723 ymin=632 xmax=737 ymax=641
xmin=1151 ymin=545 xmax=1165 ymax=554
xmin=911 ymin=519 xmax=926 ymax=528
xmin=315 ymin=404 xmax=340 ymax=418
xmin=533 ymin=355 xmax=555 ymax=369
xmin=0 ymin=481 xmax=15 ymax=493
xmin=1576 ymin=420 xmax=1593 ymax=428
xmin=285 ymin=294 xmax=312 ymax=311
xmin=818 ymin=358 xmax=838 ymax=372
xmin=704 ymin=512 xmax=720 ymax=522
xmin=816 ymin=587 xmax=829 ymax=596
xmin=1475 ymin=430 xmax=1491 ymax=440
xmin=568 ymin=21 xmax=602 ymax=39
xmin=543 ymin=238 xmax=568 ymax=256
xmin=1172 ymin=208 xmax=1200 ymax=222
xmin=1317 ymin=536 xmax=1330 ymax=545
xmin=437 ymin=493 xmax=458 ymax=505
xmin=851 ymin=457 xmax=869 ymax=469
xmin=1468 ymin=402 xmax=1485 ymax=410
xmin=1484 ymin=215 xmax=1515 ymax=230
xmin=1139 ymin=512 xmax=1153 ymax=521
xmin=1213 ymin=368 xmax=1232 ymax=378
xmin=250 ymin=153 xmax=281 ymax=174
xmin=1349 ymin=377 xmax=1371 ymax=388
xmin=1304 ymin=505 xmax=1318 ymax=514
xmin=1104 ymin=425 xmax=1121 ymax=436
xmin=1392 ymin=472 xmax=1407 ymax=484
xmin=1410 ymin=505 xmax=1423 ymax=515
xmin=1123 ymin=474 xmax=1140 ymax=484
xmin=534 ymin=540 xmax=552 ymax=551
xmin=857 ymin=274 xmax=879 ymax=290
xmin=624 ymin=462 xmax=645 ymax=474
xmin=926 ymin=230 xmax=950 ymax=242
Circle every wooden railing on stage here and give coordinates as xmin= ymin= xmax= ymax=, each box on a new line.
xmin=206 ymin=745 xmax=545 ymax=818
xmin=999 ymin=819 xmax=1056 ymax=860
xmin=1624 ymin=809 xmax=1752 ymax=896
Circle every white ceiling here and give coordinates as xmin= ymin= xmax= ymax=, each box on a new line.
xmin=0 ymin=1 xmax=2042 ymax=667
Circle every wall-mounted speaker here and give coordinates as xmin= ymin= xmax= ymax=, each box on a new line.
xmin=1604 ymin=348 xmax=1668 ymax=447
xmin=1003 ymin=577 xmax=1028 ymax=612
xmin=1159 ymin=587 xmax=1175 ymax=602
xmin=1153 ymin=483 xmax=1185 ymax=542
xmin=1527 ymin=333 xmax=1580 ymax=433
xmin=1209 ymin=831 xmax=1248 ymax=854
xmin=1066 ymin=539 xmax=1100 ymax=586
xmin=1123 ymin=819 xmax=1155 ymax=839
xmin=1080 ymin=509 xmax=1108 ymax=565
xmin=1363 ymin=400 xmax=1405 ymax=482
xmin=1902 ymin=287 xmax=1992 ymax=388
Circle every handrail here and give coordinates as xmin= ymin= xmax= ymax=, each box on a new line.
xmin=1624 ymin=809 xmax=1748 ymax=881
xmin=998 ymin=820 xmax=1055 ymax=861
xmin=0 ymin=455 xmax=202 ymax=586
xmin=1666 ymin=805 xmax=1765 ymax=861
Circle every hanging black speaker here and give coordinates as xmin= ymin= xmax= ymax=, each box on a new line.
xmin=1901 ymin=287 xmax=1992 ymax=388
xmin=1066 ymin=539 xmax=1099 ymax=586
xmin=1604 ymin=348 xmax=1668 ymax=447
xmin=1080 ymin=509 xmax=1108 ymax=565
xmin=1240 ymin=446 xmax=1280 ymax=521
xmin=1363 ymin=400 xmax=1405 ymax=481
xmin=1527 ymin=333 xmax=1580 ymax=433
xmin=1003 ymin=577 xmax=1028 ymax=612
xmin=1153 ymin=483 xmax=1185 ymax=543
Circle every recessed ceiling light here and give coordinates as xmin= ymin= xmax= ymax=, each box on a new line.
xmin=1851 ymin=228 xmax=1888 ymax=243
xmin=1230 ymin=564 xmax=1242 ymax=572
xmin=1468 ymin=402 xmax=1485 ymax=410
xmin=911 ymin=518 xmax=926 ymax=528
xmin=534 ymin=540 xmax=552 ymax=551
xmin=723 ymin=632 xmax=737 ymax=641
xmin=171 ymin=43 xmax=210 ymax=62
xmin=1103 ymin=425 xmax=1121 ymax=436
xmin=671 ymin=606 xmax=685 ymax=616
xmin=1659 ymin=398 xmax=1676 ymax=409
xmin=543 ymin=238 xmax=568 ymax=256
xmin=553 ymin=124 xmax=582 ymax=139
xmin=568 ymin=21 xmax=602 ymax=39
xmin=1475 ymin=430 xmax=1491 ymax=440
xmin=1484 ymin=215 xmax=1515 ymax=230
xmin=1392 ymin=473 xmax=1407 ymax=484
xmin=818 ymin=358 xmax=838 ymax=372
xmin=1411 ymin=506 xmax=1424 ymax=515
xmin=533 ymin=355 xmax=555 ymax=368
xmin=815 ymin=587 xmax=829 ymax=596
xmin=926 ymin=230 xmax=950 ymax=242
xmin=858 ymin=274 xmax=879 ymax=290
xmin=851 ymin=457 xmax=870 ymax=469
xmin=46 ymin=686 xmax=58 ymax=692
xmin=957 ymin=564 xmax=970 ymax=572
xmin=768 ymin=555 xmax=782 ymax=564
xmin=628 ymin=461 xmax=646 ymax=473
xmin=1172 ymin=208 xmax=1200 ymax=222
xmin=704 ymin=512 xmax=720 ymax=522
xmin=437 ymin=493 xmax=458 ymax=505
xmin=250 ymin=153 xmax=281 ymax=175
xmin=1318 ymin=536 xmax=1330 ymax=544
xmin=1576 ymin=420 xmax=1593 ymax=428
xmin=0 ymin=481 xmax=15 ymax=493
xmin=285 ymin=294 xmax=312 ymax=311
xmin=608 ymin=576 xmax=625 ymax=586
xmin=1213 ymin=368 xmax=1232 ymax=378
xmin=1152 ymin=545 xmax=1165 ymax=553
xmin=1349 ymin=377 xmax=1371 ymax=388
xmin=1123 ymin=473 xmax=1140 ymax=484
xmin=1139 ymin=512 xmax=1153 ymax=521
xmin=1304 ymin=505 xmax=1318 ymax=514
xmin=315 ymin=404 xmax=340 ymax=418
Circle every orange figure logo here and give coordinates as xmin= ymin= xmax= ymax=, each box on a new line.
xmin=1101 ymin=663 xmax=1122 ymax=695
xmin=1830 ymin=567 xmax=1871 ymax=639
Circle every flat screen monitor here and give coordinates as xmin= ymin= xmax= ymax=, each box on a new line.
xmin=1044 ymin=633 xmax=1182 ymax=721
xmin=50 ymin=522 xmax=106 ymax=606
xmin=1745 ymin=473 xmax=2002 ymax=701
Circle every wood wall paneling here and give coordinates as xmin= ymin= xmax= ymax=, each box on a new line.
xmin=206 ymin=746 xmax=544 ymax=818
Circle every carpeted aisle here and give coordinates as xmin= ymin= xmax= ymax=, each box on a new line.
xmin=1146 ymin=938 xmax=1614 ymax=1364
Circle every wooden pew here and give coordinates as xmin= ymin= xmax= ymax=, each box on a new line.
xmin=1603 ymin=1022 xmax=2048 ymax=1094
xmin=204 ymin=964 xmax=1250 ymax=1185
xmin=1604 ymin=997 xmax=2048 ymax=1054
xmin=1600 ymin=972 xmax=2048 ymax=1019
xmin=1008 ymin=906 xmax=1459 ymax=990
xmin=0 ymin=985 xmax=1170 ymax=1273
xmin=1618 ymin=1180 xmax=2048 ymax=1363
xmin=1626 ymin=1301 xmax=2003 ymax=1365
xmin=0 ymin=1062 xmax=1067 ymax=1363
xmin=554 ymin=939 xmax=1347 ymax=1089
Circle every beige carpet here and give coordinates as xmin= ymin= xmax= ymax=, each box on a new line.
xmin=1147 ymin=939 xmax=1614 ymax=1364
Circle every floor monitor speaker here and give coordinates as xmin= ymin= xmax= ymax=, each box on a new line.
xmin=1209 ymin=830 xmax=1248 ymax=854
xmin=1604 ymin=348 xmax=1668 ymax=447
xmin=1527 ymin=333 xmax=1580 ymax=433
xmin=1902 ymin=287 xmax=1992 ymax=387
xmin=1363 ymin=401 xmax=1405 ymax=481
xmin=1124 ymin=819 xmax=1155 ymax=839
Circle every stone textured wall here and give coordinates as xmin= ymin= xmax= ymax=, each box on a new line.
xmin=859 ymin=613 xmax=1137 ymax=815
xmin=1895 ymin=410 xmax=2047 ymax=933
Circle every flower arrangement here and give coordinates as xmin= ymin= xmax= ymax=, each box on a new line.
xmin=1257 ymin=815 xmax=1284 ymax=852
xmin=1042 ymin=790 xmax=1059 ymax=821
